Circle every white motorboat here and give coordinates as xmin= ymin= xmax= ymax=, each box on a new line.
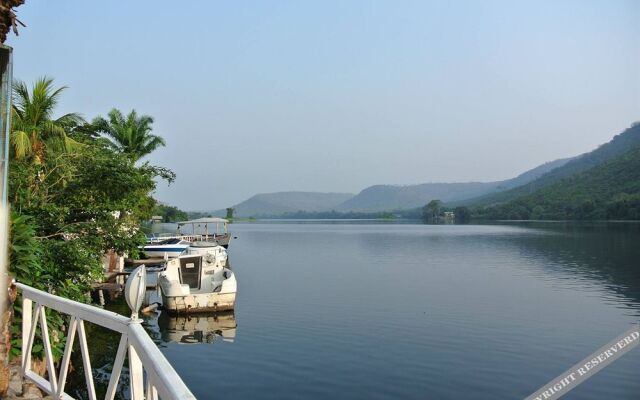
xmin=141 ymin=238 xmax=190 ymax=258
xmin=158 ymin=242 xmax=236 ymax=313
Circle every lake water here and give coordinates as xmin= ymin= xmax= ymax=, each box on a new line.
xmin=103 ymin=222 xmax=640 ymax=399
xmin=140 ymin=222 xmax=640 ymax=399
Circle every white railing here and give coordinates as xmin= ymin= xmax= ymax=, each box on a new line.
xmin=17 ymin=282 xmax=196 ymax=400
xmin=146 ymin=234 xmax=225 ymax=244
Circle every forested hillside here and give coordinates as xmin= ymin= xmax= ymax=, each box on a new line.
xmin=466 ymin=123 xmax=640 ymax=206
xmin=334 ymin=157 xmax=571 ymax=212
xmin=474 ymin=147 xmax=640 ymax=220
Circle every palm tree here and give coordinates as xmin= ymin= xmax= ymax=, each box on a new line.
xmin=11 ymin=77 xmax=85 ymax=164
xmin=92 ymin=109 xmax=165 ymax=161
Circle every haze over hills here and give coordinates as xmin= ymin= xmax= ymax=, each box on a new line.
xmin=222 ymin=157 xmax=571 ymax=217
xmin=214 ymin=123 xmax=640 ymax=218
xmin=225 ymin=191 xmax=354 ymax=217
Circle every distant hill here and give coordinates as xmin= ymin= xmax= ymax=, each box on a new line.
xmin=475 ymin=146 xmax=640 ymax=220
xmin=228 ymin=191 xmax=354 ymax=217
xmin=211 ymin=123 xmax=640 ymax=218
xmin=335 ymin=182 xmax=499 ymax=212
xmin=334 ymin=157 xmax=571 ymax=212
xmin=465 ymin=123 xmax=640 ymax=207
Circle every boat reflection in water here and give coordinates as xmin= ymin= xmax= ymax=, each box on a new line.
xmin=157 ymin=311 xmax=237 ymax=344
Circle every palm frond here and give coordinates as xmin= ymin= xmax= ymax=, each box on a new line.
xmin=56 ymin=112 xmax=85 ymax=127
xmin=64 ymin=135 xmax=86 ymax=152
xmin=12 ymin=80 xmax=30 ymax=110
xmin=92 ymin=108 xmax=164 ymax=160
xmin=11 ymin=130 xmax=31 ymax=159
xmin=45 ymin=136 xmax=68 ymax=155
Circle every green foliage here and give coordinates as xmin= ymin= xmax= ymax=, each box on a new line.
xmin=186 ymin=211 xmax=214 ymax=219
xmin=91 ymin=108 xmax=166 ymax=161
xmin=454 ymin=206 xmax=471 ymax=223
xmin=11 ymin=77 xmax=84 ymax=164
xmin=153 ymin=204 xmax=188 ymax=223
xmin=8 ymin=212 xmax=67 ymax=360
xmin=225 ymin=207 xmax=234 ymax=220
xmin=7 ymin=78 xmax=174 ymax=362
xmin=473 ymin=147 xmax=640 ymax=220
xmin=9 ymin=212 xmax=43 ymax=288
xmin=422 ymin=199 xmax=442 ymax=222
xmin=606 ymin=193 xmax=640 ymax=220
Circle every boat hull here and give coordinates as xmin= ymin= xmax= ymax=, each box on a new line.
xmin=161 ymin=292 xmax=236 ymax=313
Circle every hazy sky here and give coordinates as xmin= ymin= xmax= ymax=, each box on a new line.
xmin=8 ymin=1 xmax=640 ymax=210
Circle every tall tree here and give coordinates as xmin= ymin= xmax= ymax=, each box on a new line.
xmin=423 ymin=199 xmax=442 ymax=222
xmin=0 ymin=0 xmax=25 ymax=43
xmin=11 ymin=77 xmax=84 ymax=164
xmin=92 ymin=109 xmax=165 ymax=161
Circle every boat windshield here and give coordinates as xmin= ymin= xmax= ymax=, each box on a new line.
xmin=158 ymin=238 xmax=184 ymax=245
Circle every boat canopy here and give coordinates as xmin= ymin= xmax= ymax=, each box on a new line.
xmin=177 ymin=218 xmax=228 ymax=226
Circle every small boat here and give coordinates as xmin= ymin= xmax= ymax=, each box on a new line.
xmin=141 ymin=238 xmax=190 ymax=258
xmin=158 ymin=243 xmax=237 ymax=313
xmin=177 ymin=217 xmax=233 ymax=249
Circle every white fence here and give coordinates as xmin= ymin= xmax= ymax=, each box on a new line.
xmin=17 ymin=282 xmax=196 ymax=400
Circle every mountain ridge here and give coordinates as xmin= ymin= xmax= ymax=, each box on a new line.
xmin=462 ymin=122 xmax=640 ymax=207
xmin=474 ymin=145 xmax=640 ymax=220
xmin=218 ymin=157 xmax=571 ymax=216
xmin=335 ymin=156 xmax=572 ymax=212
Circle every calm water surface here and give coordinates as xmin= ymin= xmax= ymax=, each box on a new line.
xmin=143 ymin=222 xmax=640 ymax=399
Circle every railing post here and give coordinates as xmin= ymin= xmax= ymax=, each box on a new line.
xmin=128 ymin=342 xmax=145 ymax=400
xmin=21 ymin=297 xmax=32 ymax=369
xmin=126 ymin=265 xmax=146 ymax=400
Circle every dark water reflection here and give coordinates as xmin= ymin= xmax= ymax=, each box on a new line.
xmin=139 ymin=222 xmax=640 ymax=399
xmin=149 ymin=312 xmax=237 ymax=345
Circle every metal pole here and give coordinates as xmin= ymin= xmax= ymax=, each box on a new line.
xmin=0 ymin=45 xmax=13 ymax=343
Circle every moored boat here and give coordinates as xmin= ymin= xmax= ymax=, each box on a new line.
xmin=177 ymin=217 xmax=233 ymax=248
xmin=141 ymin=238 xmax=190 ymax=258
xmin=158 ymin=242 xmax=236 ymax=313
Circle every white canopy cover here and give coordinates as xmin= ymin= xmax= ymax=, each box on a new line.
xmin=177 ymin=217 xmax=228 ymax=225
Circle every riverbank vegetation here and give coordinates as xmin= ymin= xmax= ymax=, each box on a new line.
xmin=8 ymin=77 xmax=175 ymax=357
xmin=153 ymin=203 xmax=188 ymax=222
